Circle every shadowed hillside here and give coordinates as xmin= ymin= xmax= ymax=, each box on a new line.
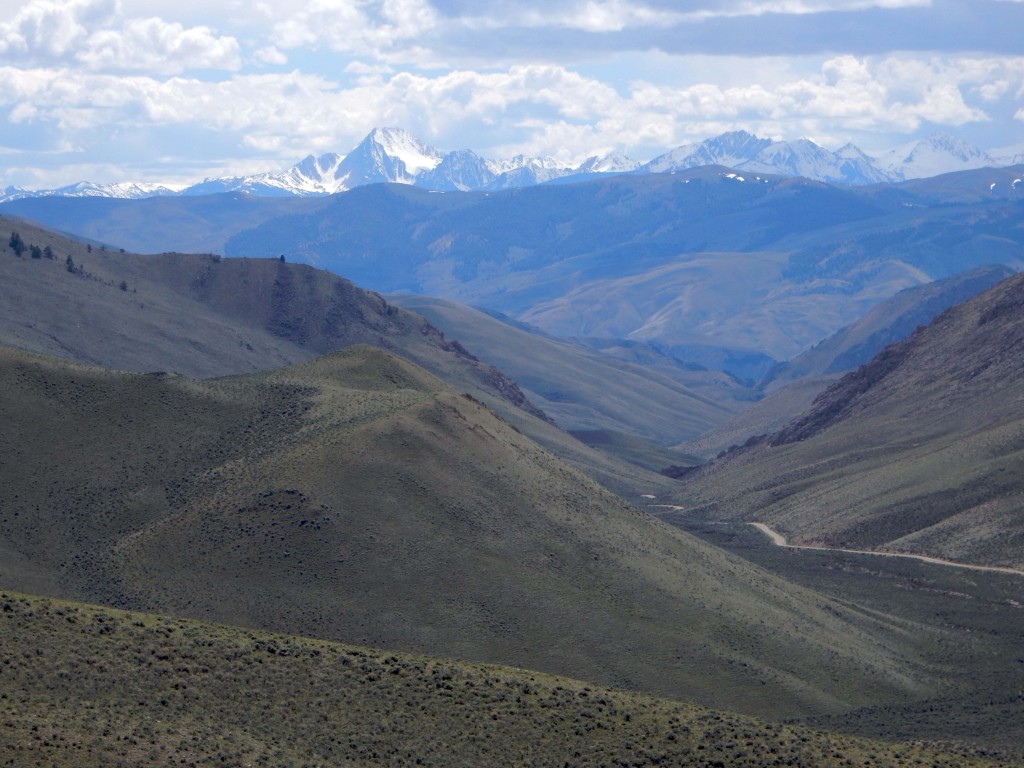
xmin=0 ymin=345 xmax=960 ymax=720
xmin=0 ymin=214 xmax=541 ymax=416
xmin=677 ymin=270 xmax=1024 ymax=569
xmin=1 ymin=590 xmax=1003 ymax=768
xmin=677 ymin=264 xmax=1015 ymax=460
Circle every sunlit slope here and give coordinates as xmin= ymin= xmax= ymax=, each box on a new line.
xmin=1 ymin=590 xmax=999 ymax=768
xmin=0 ymin=346 xmax=944 ymax=718
xmin=679 ymin=271 xmax=1024 ymax=569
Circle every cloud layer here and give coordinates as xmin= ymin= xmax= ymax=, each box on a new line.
xmin=0 ymin=0 xmax=1021 ymax=186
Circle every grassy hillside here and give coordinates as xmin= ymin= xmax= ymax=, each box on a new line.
xmin=676 ymin=270 xmax=1024 ymax=569
xmin=660 ymin=519 xmax=1024 ymax=760
xmin=0 ymin=345 xmax=963 ymax=720
xmin=0 ymin=214 xmax=678 ymax=499
xmin=1 ymin=590 xmax=1002 ymax=768
xmin=0 ymin=213 xmax=540 ymax=411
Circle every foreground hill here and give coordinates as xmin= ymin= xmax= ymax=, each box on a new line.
xmin=678 ymin=271 xmax=1024 ymax=569
xmin=1 ymin=590 xmax=1001 ymax=768
xmin=0 ymin=345 xmax=955 ymax=719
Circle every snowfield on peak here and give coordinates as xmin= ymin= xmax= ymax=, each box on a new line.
xmin=370 ymin=127 xmax=444 ymax=176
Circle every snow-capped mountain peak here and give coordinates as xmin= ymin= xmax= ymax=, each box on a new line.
xmin=330 ymin=128 xmax=445 ymax=190
xmin=576 ymin=152 xmax=641 ymax=174
xmin=0 ymin=180 xmax=178 ymax=202
xmin=367 ymin=127 xmax=443 ymax=176
xmin=876 ymin=133 xmax=994 ymax=180
xmin=644 ymin=130 xmax=775 ymax=174
xmin=3 ymin=127 xmax=1020 ymax=204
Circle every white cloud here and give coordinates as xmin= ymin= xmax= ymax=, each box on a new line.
xmin=0 ymin=54 xmax=1014 ymax=157
xmin=253 ymin=46 xmax=288 ymax=65
xmin=456 ymin=0 xmax=929 ymax=31
xmin=79 ymin=18 xmax=241 ymax=73
xmin=271 ymin=0 xmax=439 ymax=58
xmin=490 ymin=1 xmax=689 ymax=32
xmin=629 ymin=55 xmax=998 ymax=136
xmin=0 ymin=0 xmax=240 ymax=73
xmin=718 ymin=0 xmax=929 ymax=14
xmin=0 ymin=0 xmax=115 ymax=58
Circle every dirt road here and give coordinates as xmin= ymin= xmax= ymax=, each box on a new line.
xmin=749 ymin=522 xmax=1024 ymax=578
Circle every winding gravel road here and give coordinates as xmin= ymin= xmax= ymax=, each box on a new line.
xmin=749 ymin=522 xmax=1024 ymax=578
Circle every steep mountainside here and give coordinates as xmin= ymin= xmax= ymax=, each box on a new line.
xmin=0 ymin=215 xmax=540 ymax=413
xmin=675 ymin=265 xmax=1018 ymax=459
xmin=389 ymin=294 xmax=759 ymax=445
xmin=0 ymin=590 xmax=1002 ymax=768
xmin=762 ymin=264 xmax=1015 ymax=390
xmin=678 ymin=271 xmax=1024 ymax=569
xmin=674 ymin=375 xmax=840 ymax=461
xmin=0 ymin=346 xmax=947 ymax=719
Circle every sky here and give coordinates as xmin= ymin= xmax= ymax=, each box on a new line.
xmin=0 ymin=0 xmax=1022 ymax=188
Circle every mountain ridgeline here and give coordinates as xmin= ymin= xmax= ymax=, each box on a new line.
xmin=0 ymin=214 xmax=555 ymax=413
xmin=0 ymin=215 xmax=716 ymax=496
xmin=3 ymin=178 xmax=1024 ymax=764
xmin=5 ymin=164 xmax=1022 ymax=380
xmin=3 ymin=127 xmax=1021 ymax=202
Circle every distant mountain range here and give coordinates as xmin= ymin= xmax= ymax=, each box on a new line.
xmin=4 ymin=127 xmax=1023 ymax=202
xmin=5 ymin=163 xmax=1023 ymax=381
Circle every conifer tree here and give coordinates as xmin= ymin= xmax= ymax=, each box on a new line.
xmin=8 ymin=231 xmax=25 ymax=256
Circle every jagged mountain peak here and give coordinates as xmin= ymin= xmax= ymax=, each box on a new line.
xmin=362 ymin=127 xmax=444 ymax=176
xmin=3 ymin=127 xmax=1020 ymax=203
xmin=645 ymin=131 xmax=775 ymax=174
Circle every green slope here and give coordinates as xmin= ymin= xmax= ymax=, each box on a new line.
xmin=0 ymin=346 xmax=953 ymax=720
xmin=1 ymin=590 xmax=1001 ymax=768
